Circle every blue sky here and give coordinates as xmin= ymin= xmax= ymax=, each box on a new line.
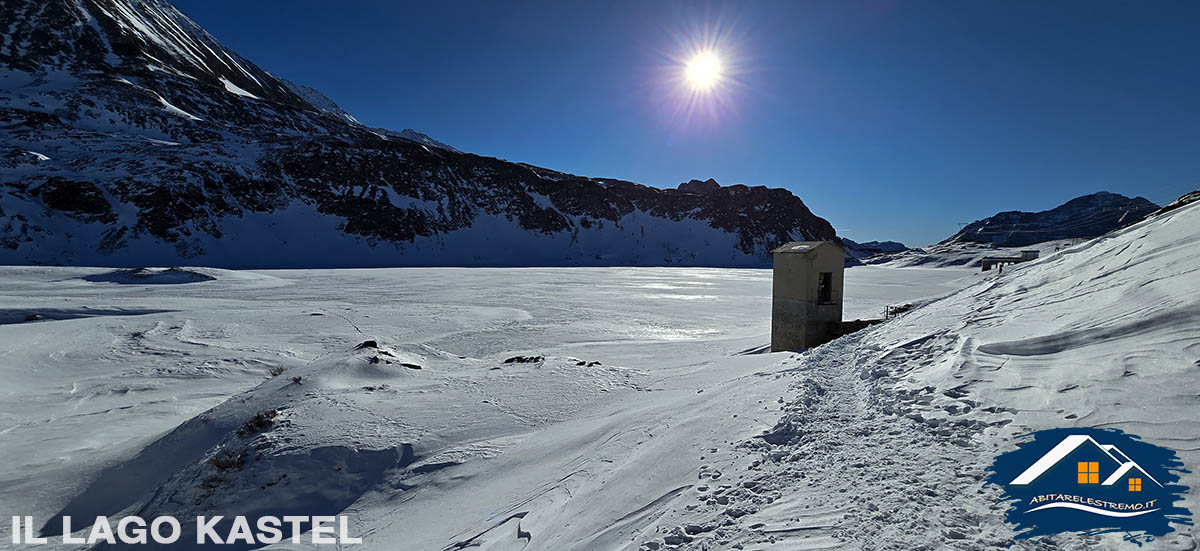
xmin=174 ymin=0 xmax=1200 ymax=246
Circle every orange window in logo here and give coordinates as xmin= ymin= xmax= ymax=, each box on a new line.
xmin=1077 ymin=461 xmax=1099 ymax=484
xmin=1129 ymin=478 xmax=1142 ymax=492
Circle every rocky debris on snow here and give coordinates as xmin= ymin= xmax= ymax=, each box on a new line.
xmin=81 ymin=267 xmax=217 ymax=284
xmin=503 ymin=355 xmax=544 ymax=364
xmin=236 ymin=409 xmax=278 ymax=437
xmin=208 ymin=448 xmax=246 ymax=472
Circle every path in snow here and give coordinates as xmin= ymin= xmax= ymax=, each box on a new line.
xmin=639 ymin=201 xmax=1200 ymax=550
xmin=639 ymin=331 xmax=1017 ymax=550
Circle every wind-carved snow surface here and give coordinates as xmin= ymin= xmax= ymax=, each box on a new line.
xmin=0 ymin=199 xmax=1197 ymax=550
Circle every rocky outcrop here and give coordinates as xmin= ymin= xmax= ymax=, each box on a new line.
xmin=678 ymin=178 xmax=721 ymax=195
xmin=1151 ymin=190 xmax=1200 ymax=217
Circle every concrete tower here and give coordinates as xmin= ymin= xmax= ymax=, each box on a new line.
xmin=771 ymin=241 xmax=845 ymax=352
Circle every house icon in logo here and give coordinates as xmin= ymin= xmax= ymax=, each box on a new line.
xmin=1010 ymin=434 xmax=1162 ymax=492
xmin=987 ymin=428 xmax=1190 ymax=540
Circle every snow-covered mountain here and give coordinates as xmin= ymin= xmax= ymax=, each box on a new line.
xmin=840 ymin=237 xmax=908 ymax=264
xmin=944 ymin=191 xmax=1158 ymax=247
xmin=0 ymin=0 xmax=835 ymax=268
xmin=840 ymin=238 xmax=906 ymax=254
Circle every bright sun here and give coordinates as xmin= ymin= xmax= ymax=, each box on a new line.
xmin=685 ymin=51 xmax=722 ymax=91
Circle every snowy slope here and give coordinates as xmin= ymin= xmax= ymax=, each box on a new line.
xmin=637 ymin=195 xmax=1200 ymax=549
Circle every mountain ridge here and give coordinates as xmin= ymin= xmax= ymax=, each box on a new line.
xmin=0 ymin=0 xmax=836 ymax=267
xmin=944 ymin=191 xmax=1158 ymax=247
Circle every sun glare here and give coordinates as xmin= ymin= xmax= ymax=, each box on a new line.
xmin=685 ymin=51 xmax=722 ymax=91
xmin=655 ymin=19 xmax=746 ymax=128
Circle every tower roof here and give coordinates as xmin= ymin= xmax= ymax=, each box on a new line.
xmin=771 ymin=241 xmax=843 ymax=255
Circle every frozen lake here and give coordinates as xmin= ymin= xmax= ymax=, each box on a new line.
xmin=0 ymin=265 xmax=974 ymax=549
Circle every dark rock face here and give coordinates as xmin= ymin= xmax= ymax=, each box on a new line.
xmin=678 ymin=178 xmax=721 ymax=194
xmin=0 ymin=0 xmax=836 ymax=267
xmin=944 ymin=192 xmax=1159 ymax=247
xmin=31 ymin=178 xmax=116 ymax=223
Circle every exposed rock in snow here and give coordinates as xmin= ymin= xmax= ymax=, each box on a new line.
xmin=1150 ymin=188 xmax=1200 ymax=217
xmin=80 ymin=266 xmax=217 ymax=284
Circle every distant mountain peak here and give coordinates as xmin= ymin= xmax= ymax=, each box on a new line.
xmin=944 ymin=192 xmax=1159 ymax=247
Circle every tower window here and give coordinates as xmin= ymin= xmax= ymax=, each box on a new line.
xmin=817 ymin=272 xmax=833 ymax=304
